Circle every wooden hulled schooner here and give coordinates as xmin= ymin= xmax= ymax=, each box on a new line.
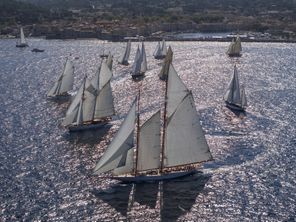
xmin=93 ymin=64 xmax=213 ymax=183
xmin=118 ymin=40 xmax=131 ymax=65
xmin=153 ymin=39 xmax=167 ymax=59
xmin=47 ymin=58 xmax=74 ymax=98
xmin=227 ymin=35 xmax=242 ymax=57
xmin=16 ymin=27 xmax=28 ymax=48
xmin=131 ymin=42 xmax=147 ymax=79
xmin=159 ymin=46 xmax=173 ymax=80
xmin=62 ymin=60 xmax=115 ymax=131
xmin=224 ymin=65 xmax=247 ymax=111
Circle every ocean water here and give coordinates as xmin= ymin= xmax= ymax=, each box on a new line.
xmin=0 ymin=39 xmax=295 ymax=221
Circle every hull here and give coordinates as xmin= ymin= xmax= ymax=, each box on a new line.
xmin=154 ymin=55 xmax=165 ymax=60
xmin=47 ymin=93 xmax=71 ymax=100
xmin=225 ymin=101 xmax=245 ymax=112
xmin=131 ymin=73 xmax=145 ymax=80
xmin=16 ymin=43 xmax=28 ymax=48
xmin=118 ymin=61 xmax=129 ymax=66
xmin=68 ymin=121 xmax=110 ymax=132
xmin=32 ymin=48 xmax=44 ymax=52
xmin=111 ymin=170 xmax=196 ymax=183
xmin=100 ymin=54 xmax=108 ymax=58
xmin=227 ymin=53 xmax=242 ymax=57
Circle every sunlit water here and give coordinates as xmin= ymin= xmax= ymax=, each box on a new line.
xmin=0 ymin=39 xmax=295 ymax=221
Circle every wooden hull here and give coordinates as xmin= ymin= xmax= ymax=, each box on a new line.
xmin=68 ymin=121 xmax=109 ymax=132
xmin=111 ymin=170 xmax=196 ymax=183
xmin=16 ymin=43 xmax=28 ymax=48
xmin=225 ymin=101 xmax=245 ymax=112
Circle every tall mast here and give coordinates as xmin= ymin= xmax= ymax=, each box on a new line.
xmin=160 ymin=73 xmax=168 ymax=173
xmin=134 ymin=87 xmax=141 ymax=176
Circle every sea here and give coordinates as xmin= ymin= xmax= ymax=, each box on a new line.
xmin=0 ymin=38 xmax=295 ymax=221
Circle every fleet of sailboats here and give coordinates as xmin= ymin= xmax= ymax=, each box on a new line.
xmin=154 ymin=39 xmax=167 ymax=59
xmin=93 ymin=63 xmax=213 ymax=182
xmin=224 ymin=65 xmax=247 ymax=111
xmin=227 ymin=35 xmax=242 ymax=57
xmin=118 ymin=40 xmax=131 ymax=65
xmin=131 ymin=42 xmax=147 ymax=79
xmin=47 ymin=58 xmax=74 ymax=98
xmin=16 ymin=27 xmax=28 ymax=48
xmin=62 ymin=60 xmax=115 ymax=131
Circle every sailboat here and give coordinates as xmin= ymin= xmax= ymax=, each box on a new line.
xmin=118 ymin=40 xmax=131 ymax=65
xmin=227 ymin=35 xmax=242 ymax=57
xmin=159 ymin=46 xmax=173 ymax=80
xmin=131 ymin=42 xmax=147 ymax=79
xmin=16 ymin=27 xmax=28 ymax=48
xmin=224 ymin=65 xmax=247 ymax=111
xmin=106 ymin=52 xmax=113 ymax=70
xmin=62 ymin=60 xmax=115 ymax=131
xmin=153 ymin=39 xmax=167 ymax=59
xmin=47 ymin=58 xmax=74 ymax=98
xmin=93 ymin=64 xmax=213 ymax=183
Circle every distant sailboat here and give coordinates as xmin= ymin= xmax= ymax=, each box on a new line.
xmin=154 ymin=39 xmax=167 ymax=59
xmin=159 ymin=46 xmax=173 ymax=80
xmin=227 ymin=35 xmax=242 ymax=57
xmin=94 ymin=64 xmax=213 ymax=183
xmin=62 ymin=60 xmax=115 ymax=131
xmin=16 ymin=27 xmax=28 ymax=48
xmin=131 ymin=42 xmax=147 ymax=79
xmin=118 ymin=40 xmax=131 ymax=65
xmin=47 ymin=58 xmax=74 ymax=98
xmin=224 ymin=65 xmax=247 ymax=111
xmin=106 ymin=52 xmax=113 ymax=70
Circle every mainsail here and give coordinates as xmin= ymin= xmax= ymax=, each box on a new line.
xmin=94 ymin=100 xmax=136 ymax=174
xmin=224 ymin=65 xmax=242 ymax=106
xmin=159 ymin=46 xmax=173 ymax=80
xmin=154 ymin=40 xmax=167 ymax=59
xmin=106 ymin=52 xmax=113 ymax=70
xmin=47 ymin=58 xmax=74 ymax=97
xmin=118 ymin=40 xmax=131 ymax=65
xmin=20 ymin=27 xmax=27 ymax=45
xmin=131 ymin=43 xmax=147 ymax=77
xmin=163 ymin=64 xmax=212 ymax=168
xmin=62 ymin=61 xmax=114 ymax=127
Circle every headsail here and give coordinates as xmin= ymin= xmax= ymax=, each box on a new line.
xmin=106 ymin=52 xmax=113 ymax=70
xmin=131 ymin=46 xmax=141 ymax=75
xmin=159 ymin=46 xmax=173 ymax=80
xmin=20 ymin=27 xmax=27 ymax=45
xmin=93 ymin=100 xmax=136 ymax=174
xmin=118 ymin=40 xmax=131 ymax=65
xmin=161 ymin=39 xmax=167 ymax=56
xmin=164 ymin=65 xmax=212 ymax=168
xmin=140 ymin=42 xmax=147 ymax=73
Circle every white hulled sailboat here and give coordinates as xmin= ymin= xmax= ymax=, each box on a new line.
xmin=118 ymin=40 xmax=131 ymax=65
xmin=153 ymin=39 xmax=167 ymax=59
xmin=131 ymin=42 xmax=147 ymax=79
xmin=94 ymin=64 xmax=213 ymax=182
xmin=62 ymin=60 xmax=115 ymax=131
xmin=47 ymin=58 xmax=74 ymax=98
xmin=16 ymin=27 xmax=28 ymax=48
xmin=227 ymin=35 xmax=242 ymax=57
xmin=224 ymin=65 xmax=247 ymax=111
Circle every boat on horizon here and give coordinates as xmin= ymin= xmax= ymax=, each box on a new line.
xmin=118 ymin=40 xmax=131 ymax=66
xmin=47 ymin=58 xmax=74 ymax=99
xmin=93 ymin=64 xmax=213 ymax=183
xmin=62 ymin=60 xmax=115 ymax=132
xmin=224 ymin=65 xmax=247 ymax=111
xmin=16 ymin=27 xmax=28 ymax=48
xmin=227 ymin=35 xmax=242 ymax=57
xmin=131 ymin=42 xmax=147 ymax=80
xmin=153 ymin=39 xmax=167 ymax=60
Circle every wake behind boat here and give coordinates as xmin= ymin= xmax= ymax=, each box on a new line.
xmin=93 ymin=64 xmax=213 ymax=183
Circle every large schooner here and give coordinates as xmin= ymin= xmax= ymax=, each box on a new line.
xmin=131 ymin=42 xmax=147 ymax=79
xmin=224 ymin=65 xmax=247 ymax=111
xmin=93 ymin=64 xmax=213 ymax=182
xmin=62 ymin=60 xmax=115 ymax=131
xmin=159 ymin=46 xmax=173 ymax=80
xmin=227 ymin=35 xmax=242 ymax=57
xmin=153 ymin=39 xmax=167 ymax=60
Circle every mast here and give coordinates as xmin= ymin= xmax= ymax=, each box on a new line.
xmin=134 ymin=88 xmax=141 ymax=176
xmin=160 ymin=72 xmax=168 ymax=173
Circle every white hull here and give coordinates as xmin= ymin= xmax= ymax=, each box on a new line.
xmin=69 ymin=121 xmax=110 ymax=132
xmin=110 ymin=170 xmax=196 ymax=183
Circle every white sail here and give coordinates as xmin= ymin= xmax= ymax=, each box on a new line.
xmin=166 ymin=64 xmax=188 ymax=117
xmin=227 ymin=36 xmax=242 ymax=55
xmin=161 ymin=39 xmax=167 ymax=56
xmin=236 ymin=36 xmax=242 ymax=52
xmin=224 ymin=65 xmax=242 ymax=105
xmin=106 ymin=52 xmax=113 ymax=70
xmin=164 ymin=92 xmax=212 ymax=167
xmin=137 ymin=110 xmax=161 ymax=171
xmin=113 ymin=148 xmax=134 ymax=175
xmin=66 ymin=79 xmax=88 ymax=115
xmin=20 ymin=27 xmax=26 ymax=45
xmin=131 ymin=46 xmax=141 ymax=75
xmin=94 ymin=82 xmax=115 ymax=119
xmin=119 ymin=40 xmax=131 ymax=64
xmin=240 ymin=85 xmax=247 ymax=108
xmin=93 ymin=100 xmax=136 ymax=174
xmin=140 ymin=42 xmax=147 ymax=73
xmin=159 ymin=46 xmax=173 ymax=80
xmin=47 ymin=59 xmax=74 ymax=97
xmin=153 ymin=42 xmax=162 ymax=57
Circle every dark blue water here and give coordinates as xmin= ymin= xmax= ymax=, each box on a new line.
xmin=0 ymin=39 xmax=295 ymax=221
